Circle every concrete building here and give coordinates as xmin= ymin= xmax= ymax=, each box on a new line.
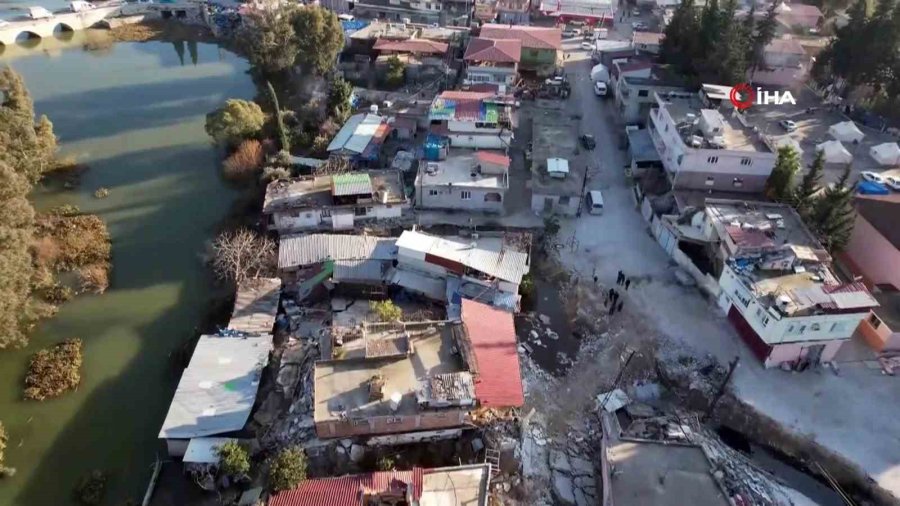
xmin=463 ymin=37 xmax=522 ymax=85
xmin=479 ymin=23 xmax=561 ymax=75
xmin=428 ymin=90 xmax=515 ymax=149
xmin=415 ymin=151 xmax=510 ymax=213
xmin=614 ymin=65 xmax=687 ymax=125
xmin=648 ymin=91 xmax=777 ymax=193
xmin=262 ymin=171 xmax=408 ymax=233
xmin=269 ymin=464 xmax=493 ymax=506
xmin=690 ymin=200 xmax=881 ymax=368
xmin=497 ymin=0 xmax=531 ymax=24
xmin=748 ymin=37 xmax=811 ymax=88
xmin=530 ymin=105 xmax=584 ymax=216
xmin=352 ymin=0 xmax=442 ymax=24
xmin=632 ymin=30 xmax=664 ymax=54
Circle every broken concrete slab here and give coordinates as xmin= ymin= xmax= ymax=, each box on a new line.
xmin=550 ymin=449 xmax=572 ymax=473
xmin=552 ymin=470 xmax=576 ymax=505
xmin=569 ymin=457 xmax=594 ymax=476
xmin=596 ymin=388 xmax=630 ymax=412
xmin=350 ymin=444 xmax=365 ymax=463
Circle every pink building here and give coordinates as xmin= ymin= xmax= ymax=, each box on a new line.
xmin=842 ymin=194 xmax=900 ymax=351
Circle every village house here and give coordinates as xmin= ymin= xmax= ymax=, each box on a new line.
xmin=840 ymin=194 xmax=900 ymax=351
xmin=415 ymin=151 xmax=510 ymax=214
xmin=614 ymin=64 xmax=688 ymax=125
xmin=530 ymin=104 xmax=584 ymax=216
xmin=671 ymin=200 xmax=880 ymax=368
xmin=374 ymin=37 xmax=450 ymax=67
xmin=276 ymin=234 xmax=398 ymax=295
xmin=428 ymin=90 xmax=515 ymax=149
xmin=775 ymin=1 xmax=823 ymax=33
xmin=632 ymin=30 xmax=664 ymax=54
xmin=748 ymin=37 xmax=812 ymax=88
xmin=262 ymin=171 xmax=408 ymax=233
xmin=497 ymin=0 xmax=531 ymax=24
xmin=463 ymin=37 xmax=522 ymax=85
xmin=474 ymin=0 xmax=498 ymax=22
xmin=648 ymin=91 xmax=777 ymax=193
xmin=393 ymin=230 xmax=530 ymax=311
xmin=312 ymin=299 xmax=523 ymax=439
xmin=268 ymin=464 xmax=492 ymax=506
xmin=479 ymin=23 xmax=561 ymax=76
xmin=327 ymin=113 xmax=392 ymax=165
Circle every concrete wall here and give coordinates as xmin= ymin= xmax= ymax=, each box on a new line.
xmin=448 ymin=133 xmax=511 ymax=149
xmin=418 ymin=185 xmax=505 ymax=212
xmin=844 ymin=213 xmax=900 ymax=289
xmin=857 ymin=315 xmax=900 ymax=352
xmin=466 ymin=65 xmax=517 ymax=85
xmin=764 ymin=339 xmax=843 ymax=367
xmin=672 ymin=170 xmax=769 ymax=193
xmin=531 ymin=193 xmax=579 ymax=216
xmin=315 ymin=410 xmax=467 ymax=438
xmin=271 ymin=205 xmax=403 ymax=233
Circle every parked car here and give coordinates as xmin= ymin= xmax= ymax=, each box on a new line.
xmin=580 ymin=41 xmax=594 ymax=50
xmin=631 ymin=21 xmax=649 ymax=30
xmin=631 ymin=8 xmax=640 ymax=16
xmin=779 ymin=119 xmax=798 ymax=132
xmin=586 ymin=190 xmax=604 ymax=215
xmin=883 ymin=175 xmax=900 ymax=190
xmin=580 ymin=134 xmax=597 ymax=150
xmin=861 ymin=171 xmax=885 ymax=184
xmin=594 ymin=81 xmax=608 ymax=97
xmin=562 ymin=27 xmax=581 ymax=38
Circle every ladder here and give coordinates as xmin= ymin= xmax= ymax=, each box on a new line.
xmin=485 ymin=447 xmax=501 ymax=479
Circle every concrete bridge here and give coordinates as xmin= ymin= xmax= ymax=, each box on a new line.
xmin=0 ymin=5 xmax=123 ymax=46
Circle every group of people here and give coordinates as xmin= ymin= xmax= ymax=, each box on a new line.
xmin=606 ymin=270 xmax=631 ymax=316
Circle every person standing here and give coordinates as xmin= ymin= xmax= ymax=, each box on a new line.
xmin=617 ymin=300 xmax=624 ymax=313
xmin=608 ymin=287 xmax=615 ymax=300
xmin=616 ymin=270 xmax=624 ymax=285
xmin=625 ymin=278 xmax=631 ymax=290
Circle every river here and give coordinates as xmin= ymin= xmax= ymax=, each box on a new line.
xmin=0 ymin=29 xmax=254 ymax=505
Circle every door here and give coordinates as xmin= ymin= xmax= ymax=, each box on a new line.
xmin=543 ymin=197 xmax=554 ymax=212
xmin=803 ymin=344 xmax=826 ymax=366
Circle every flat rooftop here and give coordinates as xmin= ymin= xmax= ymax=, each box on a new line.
xmin=420 ymin=464 xmax=490 ymax=505
xmin=263 ymin=171 xmax=406 ymax=213
xmin=705 ymin=199 xmax=824 ymax=253
xmin=660 ymin=94 xmax=770 ymax=153
xmin=419 ymin=152 xmax=508 ymax=189
xmin=530 ymin=107 xmax=584 ymax=196
xmin=314 ymin=323 xmax=465 ymax=423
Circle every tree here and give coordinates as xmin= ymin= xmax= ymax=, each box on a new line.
xmin=793 ymin=150 xmax=825 ymax=217
xmin=292 ymin=7 xmax=344 ymax=75
xmin=385 ymin=56 xmax=406 ymax=88
xmin=750 ymin=1 xmax=778 ymax=73
xmin=0 ymin=160 xmax=36 ymax=349
xmin=765 ymin=146 xmax=799 ymax=202
xmin=711 ymin=0 xmax=751 ymax=83
xmin=210 ymin=229 xmax=276 ymax=284
xmin=327 ymin=77 xmax=353 ymax=123
xmin=268 ymin=446 xmax=307 ymax=492
xmin=223 ymin=139 xmax=265 ymax=181
xmin=216 ymin=440 xmax=251 ymax=478
xmin=205 ymin=99 xmax=266 ymax=148
xmin=0 ymin=421 xmax=14 ymax=478
xmin=267 ymin=81 xmax=291 ymax=152
xmin=809 ymin=166 xmax=856 ymax=251
xmin=0 ymin=66 xmax=58 ymax=184
xmin=661 ymin=0 xmax=700 ymax=76
xmin=370 ymin=300 xmax=403 ymax=322
xmin=240 ymin=3 xmax=300 ymax=74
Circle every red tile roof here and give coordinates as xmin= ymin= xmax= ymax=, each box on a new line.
xmin=725 ymin=225 xmax=776 ymax=249
xmin=374 ymin=38 xmax=450 ymax=55
xmin=480 ymin=23 xmax=562 ymax=50
xmin=270 ymin=469 xmax=424 ymax=506
xmin=476 ymin=151 xmax=511 ymax=167
xmin=464 ymin=37 xmax=522 ymax=63
xmin=461 ymin=299 xmax=524 ymax=408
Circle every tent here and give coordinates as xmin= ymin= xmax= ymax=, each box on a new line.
xmin=869 ymin=142 xmax=900 ymax=166
xmin=775 ymin=136 xmax=803 ymax=155
xmin=828 ymin=121 xmax=865 ymax=143
xmin=816 ymin=140 xmax=853 ymax=164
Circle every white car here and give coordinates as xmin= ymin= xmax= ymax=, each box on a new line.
xmin=884 ymin=175 xmax=900 ymax=191
xmin=594 ymin=81 xmax=608 ymax=97
xmin=861 ymin=171 xmax=885 ymax=184
xmin=580 ymin=41 xmax=594 ymax=50
xmin=779 ymin=119 xmax=798 ymax=132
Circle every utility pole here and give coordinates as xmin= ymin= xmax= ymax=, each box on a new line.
xmin=705 ymin=356 xmax=740 ymax=421
xmin=599 ymin=349 xmax=636 ymax=412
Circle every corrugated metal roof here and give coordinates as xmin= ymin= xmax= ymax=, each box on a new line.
xmin=333 ymin=259 xmax=389 ymax=283
xmin=269 ymin=468 xmax=423 ymax=506
xmin=461 ymin=299 xmax=524 ymax=408
xmin=158 ymin=335 xmax=272 ymax=439
xmin=391 ymin=268 xmax=447 ymax=300
xmin=332 ymin=173 xmax=374 ymax=197
xmin=327 ymin=113 xmax=386 ymax=154
xmin=396 ymin=231 xmax=529 ymax=284
xmin=278 ymin=234 xmax=397 ymax=270
xmin=228 ymin=278 xmax=281 ymax=334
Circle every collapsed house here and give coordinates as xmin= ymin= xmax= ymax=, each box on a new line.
xmin=262 ymin=171 xmax=408 ymax=234
xmin=313 ymin=299 xmax=523 ymax=440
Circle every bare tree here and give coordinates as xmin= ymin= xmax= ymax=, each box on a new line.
xmin=210 ymin=229 xmax=276 ymax=284
xmin=313 ymin=157 xmax=352 ymax=176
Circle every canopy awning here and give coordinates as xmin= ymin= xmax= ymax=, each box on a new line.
xmin=816 ymin=140 xmax=853 ymax=164
xmin=828 ymin=121 xmax=865 ymax=144
xmin=869 ymin=142 xmax=900 ymax=166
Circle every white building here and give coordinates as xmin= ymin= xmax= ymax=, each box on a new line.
xmin=428 ymin=91 xmax=515 ymax=150
xmin=415 ymin=151 xmax=509 ymax=214
xmin=648 ymin=92 xmax=777 ymax=193
xmin=262 ymin=171 xmax=408 ymax=233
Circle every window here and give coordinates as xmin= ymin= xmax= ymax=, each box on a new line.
xmin=460 ymin=191 xmax=472 ymax=200
xmin=429 ymin=189 xmax=439 ymax=196
xmin=351 ymin=418 xmax=369 ymax=426
xmin=386 ymin=416 xmax=403 ymax=424
xmin=705 ymin=177 xmax=715 ymax=187
xmin=762 ymin=316 xmax=770 ymax=326
xmin=638 ymin=89 xmax=649 ymax=97
xmin=707 ymin=156 xmax=719 ymax=164
xmin=732 ymin=177 xmax=744 ymax=188
xmin=740 ymin=157 xmax=752 ymax=166
xmin=811 ymin=323 xmax=821 ymax=331
xmin=756 ymin=308 xmax=763 ymax=318
xmin=665 ymin=123 xmax=669 ymax=132
xmin=355 ymin=207 xmax=367 ymax=216
xmin=870 ymin=314 xmax=882 ymax=329
xmin=798 ymin=325 xmax=806 ymax=334
xmin=559 ymin=196 xmax=571 ymax=205
xmin=321 ymin=209 xmax=331 ymax=218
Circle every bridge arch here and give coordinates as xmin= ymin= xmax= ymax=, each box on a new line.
xmin=54 ymin=22 xmax=76 ymax=33
xmin=16 ymin=31 xmax=43 ymax=44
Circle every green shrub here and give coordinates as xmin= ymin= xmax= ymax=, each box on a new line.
xmin=24 ymin=338 xmax=83 ymax=401
xmin=268 ymin=446 xmax=307 ymax=492
xmin=216 ymin=440 xmax=250 ymax=477
xmin=0 ymin=421 xmax=14 ymax=478
xmin=370 ymin=300 xmax=402 ymax=322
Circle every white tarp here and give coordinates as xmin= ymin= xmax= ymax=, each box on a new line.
xmin=869 ymin=142 xmax=900 ymax=166
xmin=828 ymin=121 xmax=865 ymax=144
xmin=590 ymin=63 xmax=610 ymax=84
xmin=776 ymin=136 xmax=803 ymax=155
xmin=816 ymin=140 xmax=853 ymax=164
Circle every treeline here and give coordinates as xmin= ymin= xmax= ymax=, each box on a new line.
xmin=241 ymin=5 xmax=344 ymax=75
xmin=0 ymin=67 xmax=112 ymax=349
xmin=814 ymin=0 xmax=900 ymax=116
xmin=661 ymin=0 xmax=779 ymax=85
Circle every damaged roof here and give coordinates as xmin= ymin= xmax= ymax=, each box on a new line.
xmin=279 ymin=234 xmax=397 ymax=270
xmin=461 ymin=299 xmax=524 ymax=408
xmin=396 ymin=230 xmax=529 ymax=284
xmin=270 ymin=468 xmax=424 ymax=506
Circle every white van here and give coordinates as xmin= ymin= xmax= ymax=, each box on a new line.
xmin=586 ymin=190 xmax=604 ymax=215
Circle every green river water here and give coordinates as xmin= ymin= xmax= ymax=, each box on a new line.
xmin=0 ymin=30 xmax=254 ymax=505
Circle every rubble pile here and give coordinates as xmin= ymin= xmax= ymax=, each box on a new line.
xmin=259 ymin=342 xmax=319 ymax=450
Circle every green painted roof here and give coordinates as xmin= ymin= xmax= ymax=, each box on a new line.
xmin=332 ymin=172 xmax=373 ymax=196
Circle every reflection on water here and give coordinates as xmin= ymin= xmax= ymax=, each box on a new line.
xmin=0 ymin=35 xmax=253 ymax=505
